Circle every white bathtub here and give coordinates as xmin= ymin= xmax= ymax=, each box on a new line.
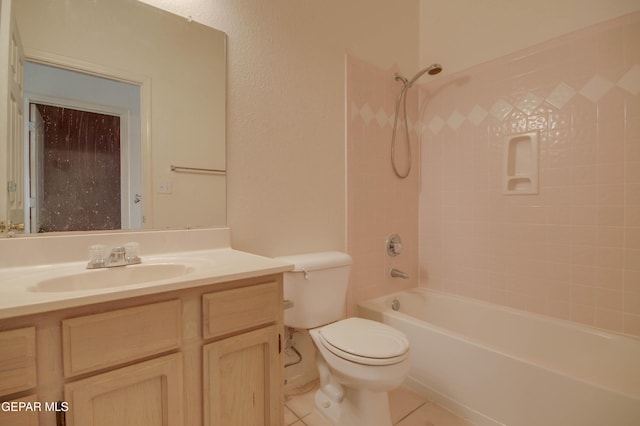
xmin=358 ymin=288 xmax=640 ymax=426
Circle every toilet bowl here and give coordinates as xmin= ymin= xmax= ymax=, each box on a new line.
xmin=309 ymin=318 xmax=410 ymax=426
xmin=275 ymin=252 xmax=411 ymax=426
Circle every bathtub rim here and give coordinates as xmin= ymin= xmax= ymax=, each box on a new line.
xmin=357 ymin=287 xmax=640 ymax=401
xmin=359 ymin=287 xmax=640 ymax=343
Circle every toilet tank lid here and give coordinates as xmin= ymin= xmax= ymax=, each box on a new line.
xmin=273 ymin=251 xmax=352 ymax=272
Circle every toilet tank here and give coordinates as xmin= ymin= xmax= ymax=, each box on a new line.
xmin=275 ymin=251 xmax=352 ymax=329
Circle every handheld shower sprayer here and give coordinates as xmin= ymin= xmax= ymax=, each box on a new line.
xmin=391 ymin=63 xmax=443 ymax=178
xmin=404 ymin=63 xmax=442 ymax=88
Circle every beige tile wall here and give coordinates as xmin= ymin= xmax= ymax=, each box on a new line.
xmin=419 ymin=12 xmax=640 ymax=337
xmin=346 ymin=55 xmax=420 ymax=315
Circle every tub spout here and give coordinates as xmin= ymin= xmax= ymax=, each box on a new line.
xmin=390 ymin=268 xmax=409 ymax=279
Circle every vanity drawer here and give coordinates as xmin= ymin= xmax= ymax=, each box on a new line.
xmin=0 ymin=327 xmax=37 ymax=396
xmin=62 ymin=300 xmax=182 ymax=377
xmin=203 ymin=281 xmax=279 ymax=339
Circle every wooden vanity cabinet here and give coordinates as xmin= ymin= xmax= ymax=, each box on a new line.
xmin=0 ymin=327 xmax=39 ymax=426
xmin=61 ymin=299 xmax=182 ymax=377
xmin=0 ymin=326 xmax=37 ymax=395
xmin=202 ymin=281 xmax=283 ymax=426
xmin=61 ymin=300 xmax=183 ymax=426
xmin=0 ymin=274 xmax=284 ymax=426
xmin=64 ymin=353 xmax=183 ymax=426
xmin=0 ymin=395 xmax=40 ymax=426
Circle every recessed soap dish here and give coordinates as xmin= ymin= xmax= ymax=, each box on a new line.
xmin=503 ymin=131 xmax=539 ymax=195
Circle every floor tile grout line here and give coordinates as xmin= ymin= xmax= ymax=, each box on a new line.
xmin=284 ymin=404 xmax=304 ymax=425
xmin=393 ymin=401 xmax=429 ymax=425
xmin=286 ymin=400 xmax=429 ymax=426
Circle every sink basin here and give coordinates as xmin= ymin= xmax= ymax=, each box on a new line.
xmin=30 ymin=263 xmax=194 ymax=293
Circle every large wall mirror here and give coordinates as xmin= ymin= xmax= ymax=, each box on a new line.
xmin=0 ymin=0 xmax=226 ymax=235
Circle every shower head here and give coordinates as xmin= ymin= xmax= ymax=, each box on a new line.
xmin=405 ymin=63 xmax=443 ymax=88
xmin=427 ymin=63 xmax=443 ymax=75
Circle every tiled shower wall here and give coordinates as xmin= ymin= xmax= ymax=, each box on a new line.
xmin=346 ymin=55 xmax=420 ymax=316
xmin=419 ymin=12 xmax=640 ymax=337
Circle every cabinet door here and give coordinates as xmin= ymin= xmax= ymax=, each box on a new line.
xmin=0 ymin=326 xmax=36 ymax=395
xmin=203 ymin=325 xmax=282 ymax=426
xmin=64 ymin=353 xmax=183 ymax=426
xmin=0 ymin=395 xmax=39 ymax=426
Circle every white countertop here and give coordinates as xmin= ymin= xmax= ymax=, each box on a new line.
xmin=0 ymin=228 xmax=294 ymax=320
xmin=0 ymin=248 xmax=293 ymax=320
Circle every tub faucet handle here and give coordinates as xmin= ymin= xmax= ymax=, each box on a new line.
xmin=387 ymin=234 xmax=403 ymax=256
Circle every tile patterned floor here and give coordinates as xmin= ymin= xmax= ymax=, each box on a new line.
xmin=285 ymin=382 xmax=474 ymax=426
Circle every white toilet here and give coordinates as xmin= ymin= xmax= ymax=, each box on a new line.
xmin=276 ymin=251 xmax=410 ymax=426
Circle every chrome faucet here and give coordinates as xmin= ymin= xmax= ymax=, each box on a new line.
xmin=390 ymin=268 xmax=409 ymax=279
xmin=87 ymin=243 xmax=141 ymax=269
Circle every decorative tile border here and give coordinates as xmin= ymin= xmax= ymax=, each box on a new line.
xmin=423 ymin=65 xmax=640 ymax=135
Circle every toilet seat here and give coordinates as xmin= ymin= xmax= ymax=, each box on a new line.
xmin=317 ymin=318 xmax=409 ymax=366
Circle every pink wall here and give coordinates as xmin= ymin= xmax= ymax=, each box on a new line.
xmin=419 ymin=12 xmax=640 ymax=337
xmin=345 ymin=55 xmax=420 ymax=315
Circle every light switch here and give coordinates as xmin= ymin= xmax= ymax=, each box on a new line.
xmin=158 ymin=181 xmax=172 ymax=194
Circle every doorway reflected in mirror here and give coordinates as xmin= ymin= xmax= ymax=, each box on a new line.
xmin=31 ymin=104 xmax=123 ymax=233
xmin=25 ymin=61 xmax=142 ymax=233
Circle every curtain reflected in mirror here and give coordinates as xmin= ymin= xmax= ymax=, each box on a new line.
xmin=31 ymin=104 xmax=122 ymax=233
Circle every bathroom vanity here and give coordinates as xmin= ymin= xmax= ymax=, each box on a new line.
xmin=0 ymin=228 xmax=293 ymax=426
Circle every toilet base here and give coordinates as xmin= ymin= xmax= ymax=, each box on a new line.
xmin=314 ymin=387 xmax=393 ymax=426
xmin=314 ymin=388 xmax=341 ymax=424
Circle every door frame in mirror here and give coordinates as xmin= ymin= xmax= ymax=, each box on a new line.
xmin=24 ymin=48 xmax=154 ymax=229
